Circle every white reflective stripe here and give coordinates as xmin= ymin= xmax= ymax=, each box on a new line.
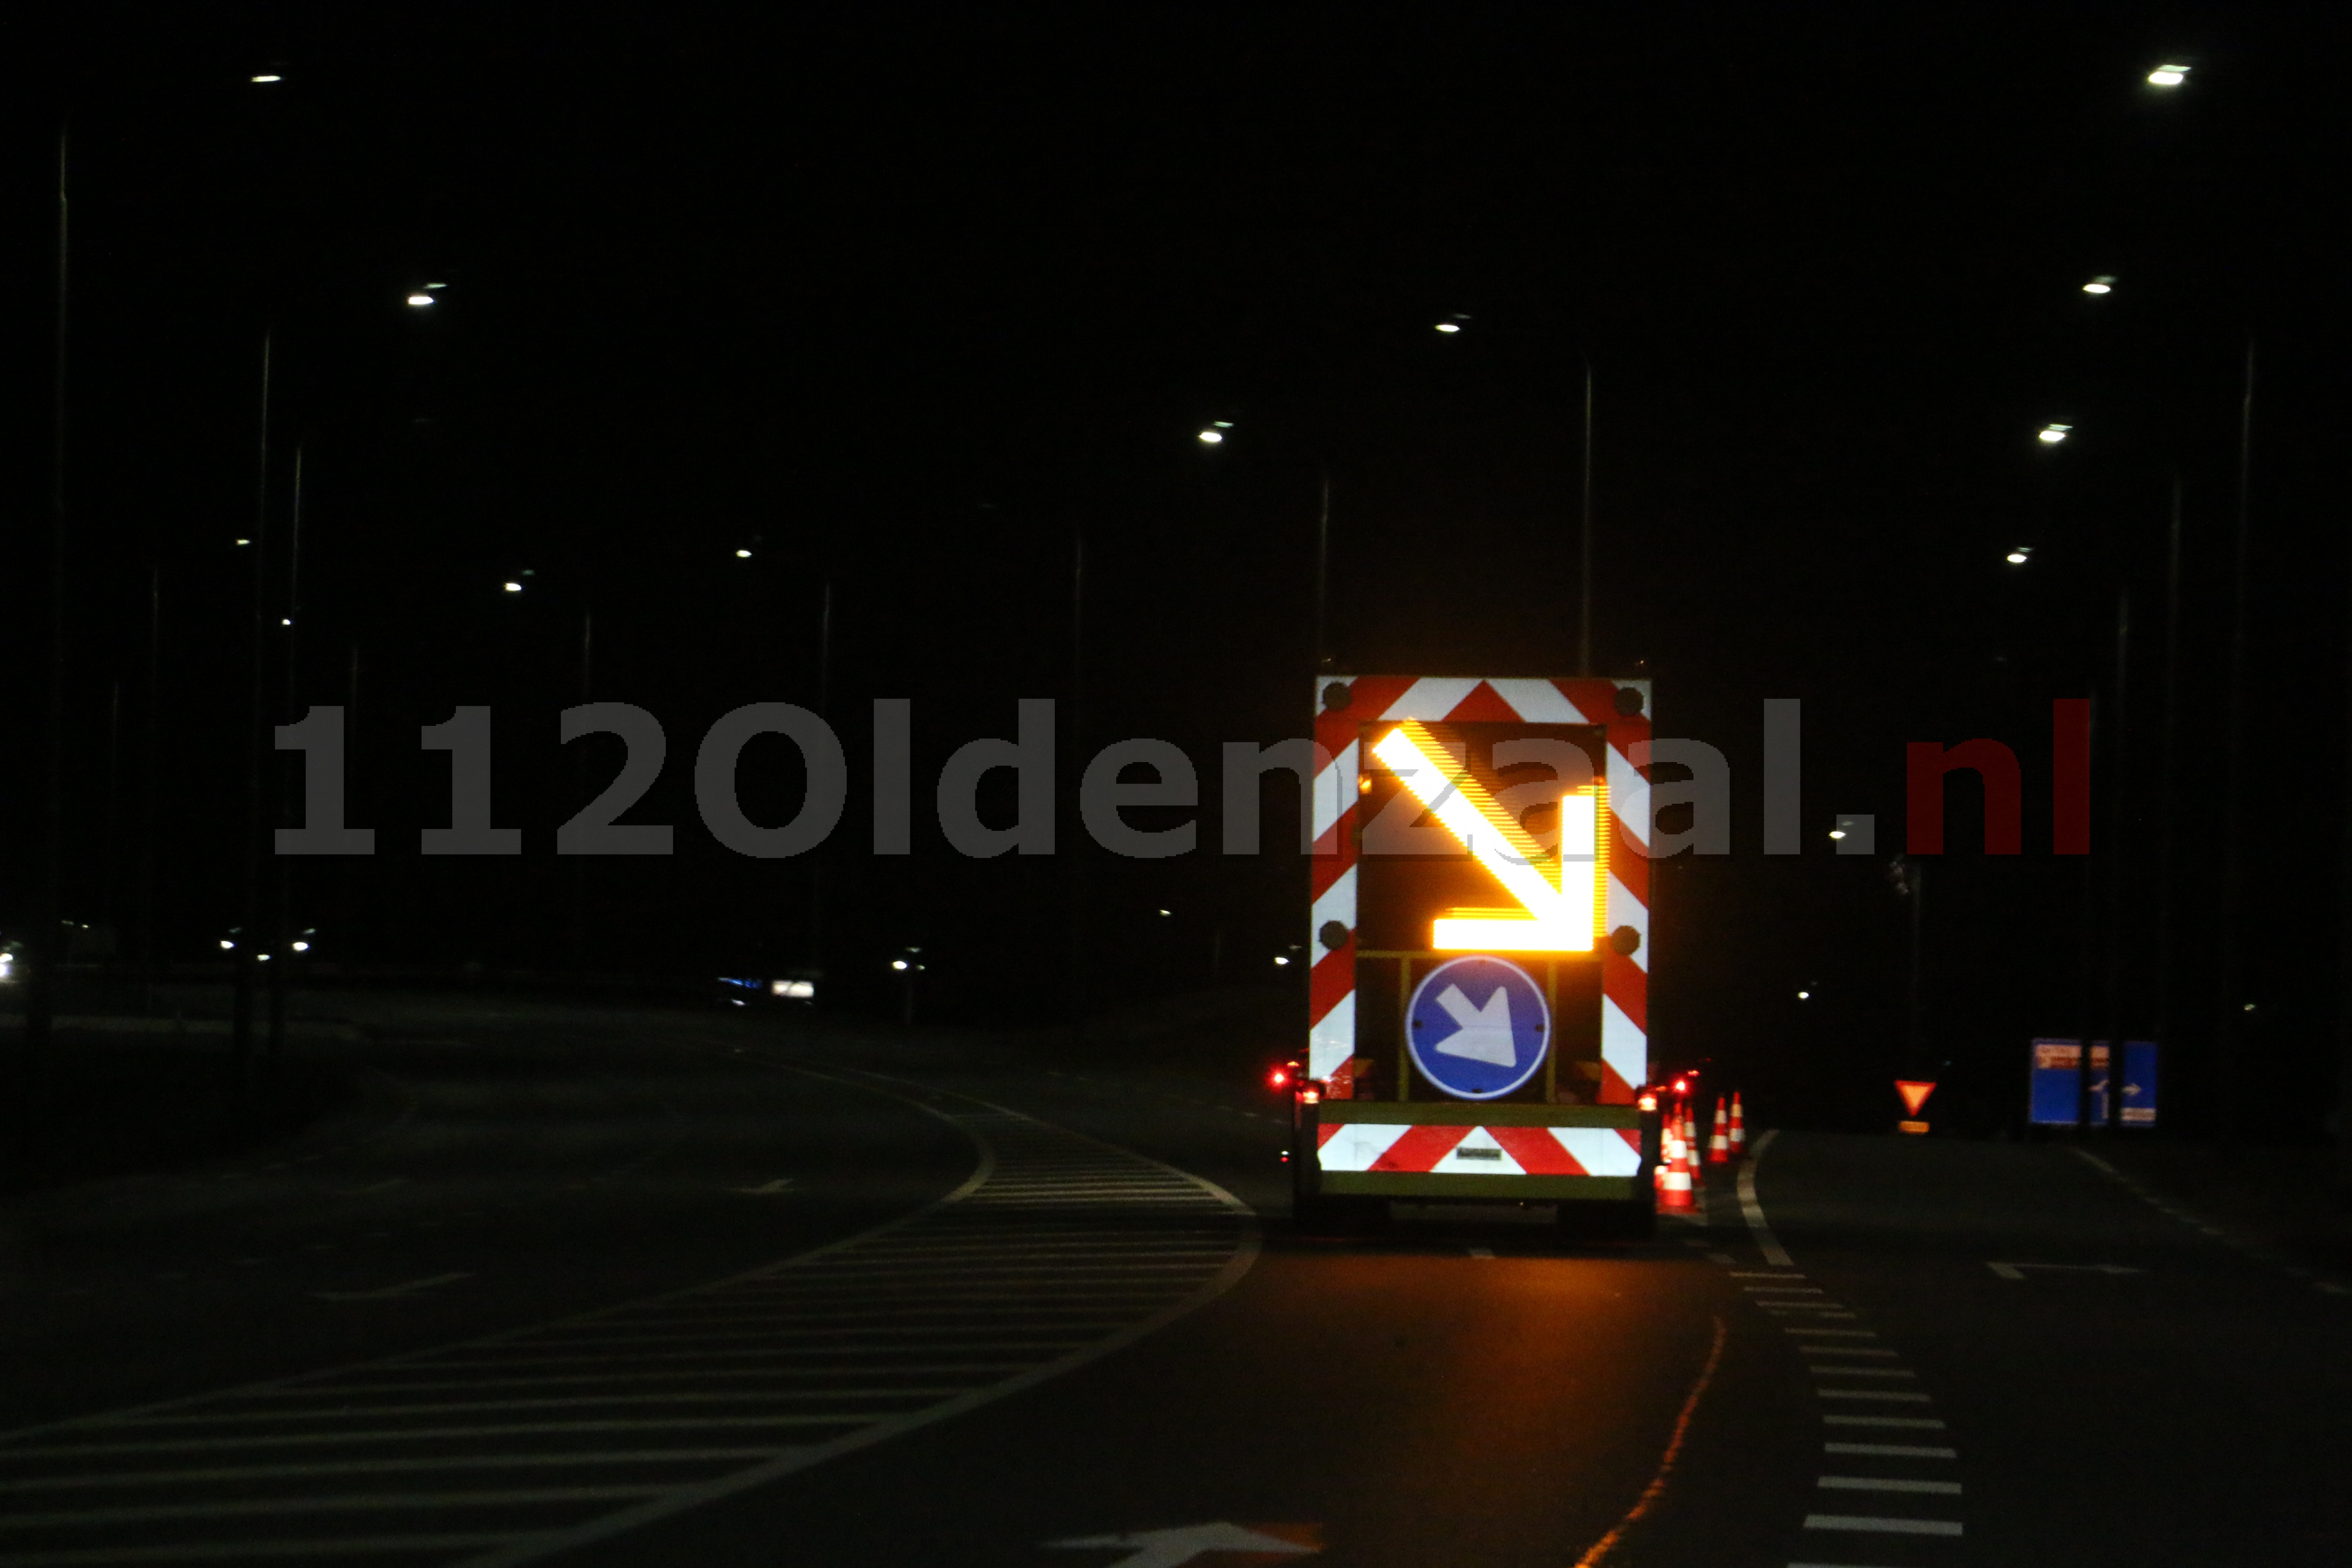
xmin=1317 ymin=1120 xmax=1410 ymax=1172
xmin=1484 ymin=678 xmax=1580 ymax=722
xmin=1602 ymin=993 xmax=1647 ymax=1090
xmin=1608 ymin=872 xmax=1647 ymax=971
xmin=1608 ymin=744 xmax=1651 ymax=854
xmin=1309 ymin=740 xmax=1359 ymax=845
xmin=1307 ymin=991 xmax=1355 ymax=1080
xmin=1310 ymin=864 xmax=1357 ymax=946
xmin=1552 ymin=1126 xmax=1643 ymax=1176
xmin=1381 ymin=677 xmax=1482 ymax=720
xmin=1439 ymin=1126 xmax=1525 ymax=1175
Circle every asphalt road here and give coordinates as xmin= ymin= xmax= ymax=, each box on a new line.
xmin=1 ymin=995 xmax=2345 ymax=1566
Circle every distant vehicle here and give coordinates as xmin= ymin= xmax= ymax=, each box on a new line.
xmin=1283 ymin=674 xmax=1663 ymax=1239
xmin=711 ymin=971 xmax=820 ymax=1008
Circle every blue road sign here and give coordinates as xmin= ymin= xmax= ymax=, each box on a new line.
xmin=2029 ymin=1038 xmax=2158 ymax=1127
xmin=1406 ymin=956 xmax=1550 ymax=1101
xmin=2030 ymin=1038 xmax=2092 ymax=1125
xmin=2117 ymin=1040 xmax=2158 ymax=1126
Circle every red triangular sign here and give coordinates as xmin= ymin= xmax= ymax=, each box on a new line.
xmin=1895 ymin=1080 xmax=1936 ymax=1116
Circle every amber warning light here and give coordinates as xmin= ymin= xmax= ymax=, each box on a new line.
xmin=1370 ymin=718 xmax=1608 ymax=952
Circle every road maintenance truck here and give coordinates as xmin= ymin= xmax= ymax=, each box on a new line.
xmin=1287 ymin=674 xmax=1662 ymax=1237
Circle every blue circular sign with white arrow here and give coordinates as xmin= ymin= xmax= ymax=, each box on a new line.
xmin=1406 ymin=956 xmax=1551 ymax=1101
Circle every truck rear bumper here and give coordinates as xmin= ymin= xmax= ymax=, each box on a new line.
xmin=1300 ymin=1101 xmax=1654 ymax=1203
xmin=1319 ymin=1171 xmax=1641 ymax=1200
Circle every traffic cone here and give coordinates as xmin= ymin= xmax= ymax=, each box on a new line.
xmin=1708 ymin=1097 xmax=1730 ymax=1164
xmin=1683 ymin=1109 xmax=1701 ymax=1183
xmin=1659 ymin=1116 xmax=1695 ymax=1212
xmin=1729 ymin=1093 xmax=1747 ymax=1157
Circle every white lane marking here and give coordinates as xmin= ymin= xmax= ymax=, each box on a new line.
xmin=1047 ymin=1521 xmax=1318 ymax=1565
xmin=1803 ymin=1514 xmax=1963 ymax=1536
xmin=231 ymin=1368 xmax=1025 ymax=1400
xmin=1745 ymin=1285 xmax=1825 ymax=1294
xmin=311 ymin=1272 xmax=472 ymax=1302
xmin=0 ymin=1416 xmax=864 ymax=1460
xmin=1782 ymin=1328 xmax=1877 ymax=1338
xmin=1802 ymin=1348 xmax=1900 ymax=1359
xmin=1825 ymin=1442 xmax=1957 ymax=1458
xmin=1467 ymin=1247 xmax=1496 ymax=1259
xmin=1706 ymin=1251 xmax=1740 ymax=1265
xmin=0 ymin=1532 xmax=526 ymax=1562
xmin=1985 ymin=1260 xmax=2145 ymax=1280
xmin=411 ymin=1342 xmax=1096 ymax=1369
xmin=732 ymin=1177 xmax=796 ymax=1195
xmin=1816 ymin=1389 xmax=1933 ymax=1403
xmin=0 ymin=1484 xmax=672 ymax=1529
xmin=1737 ymin=1128 xmax=1792 ymax=1266
xmin=1730 ymin=1271 xmax=1805 ymax=1279
xmin=0 ymin=1450 xmax=788 ymax=1492
xmin=1810 ymin=1368 xmax=1918 ymax=1379
xmin=133 ymin=1390 xmax=966 ymax=1425
xmin=1823 ymin=1415 xmax=1946 ymax=1430
xmin=1818 ymin=1476 xmax=1963 ymax=1495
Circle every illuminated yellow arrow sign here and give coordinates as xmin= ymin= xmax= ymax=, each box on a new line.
xmin=1370 ymin=719 xmax=1605 ymax=952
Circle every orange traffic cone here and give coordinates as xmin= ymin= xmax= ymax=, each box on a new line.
xmin=1708 ymin=1097 xmax=1730 ymax=1164
xmin=1659 ymin=1115 xmax=1695 ymax=1212
xmin=1683 ymin=1109 xmax=1701 ymax=1183
xmin=1729 ymin=1093 xmax=1747 ymax=1157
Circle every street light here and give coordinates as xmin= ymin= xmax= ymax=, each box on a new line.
xmin=2038 ymin=423 xmax=2072 ymax=445
xmin=2082 ymin=276 xmax=2116 ymax=295
xmin=2147 ymin=64 xmax=2189 ymax=87
xmin=2007 ymin=546 xmax=2033 ymax=564
xmin=1435 ymin=322 xmax=1460 ymax=334
xmin=735 ymin=548 xmax=752 ymax=559
xmin=251 ymin=74 xmax=282 ymax=84
xmin=503 ymin=581 xmax=523 ymax=594
xmin=406 ymin=293 xmax=435 ymax=307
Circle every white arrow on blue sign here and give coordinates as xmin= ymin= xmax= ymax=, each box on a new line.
xmin=1406 ymin=955 xmax=1551 ymax=1100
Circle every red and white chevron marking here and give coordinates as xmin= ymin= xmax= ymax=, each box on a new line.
xmin=1309 ymin=676 xmax=1654 ymax=1103
xmin=1316 ymin=1121 xmax=1645 ymax=1176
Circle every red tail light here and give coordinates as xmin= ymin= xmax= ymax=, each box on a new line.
xmin=1269 ymin=1067 xmax=1290 ymax=1089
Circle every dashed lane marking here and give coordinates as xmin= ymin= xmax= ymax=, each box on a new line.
xmin=311 ymin=1272 xmax=472 ymax=1303
xmin=2066 ymin=1145 xmax=2352 ymax=1299
xmin=0 ymin=1079 xmax=1256 ymax=1568
xmin=1808 ymin=1368 xmax=1917 ymax=1379
xmin=1803 ymin=1514 xmax=1963 ymax=1536
xmin=1718 ymin=1133 xmax=1969 ymax=1559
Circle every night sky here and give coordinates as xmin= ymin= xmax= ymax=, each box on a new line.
xmin=4 ymin=7 xmax=2346 ymax=1135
